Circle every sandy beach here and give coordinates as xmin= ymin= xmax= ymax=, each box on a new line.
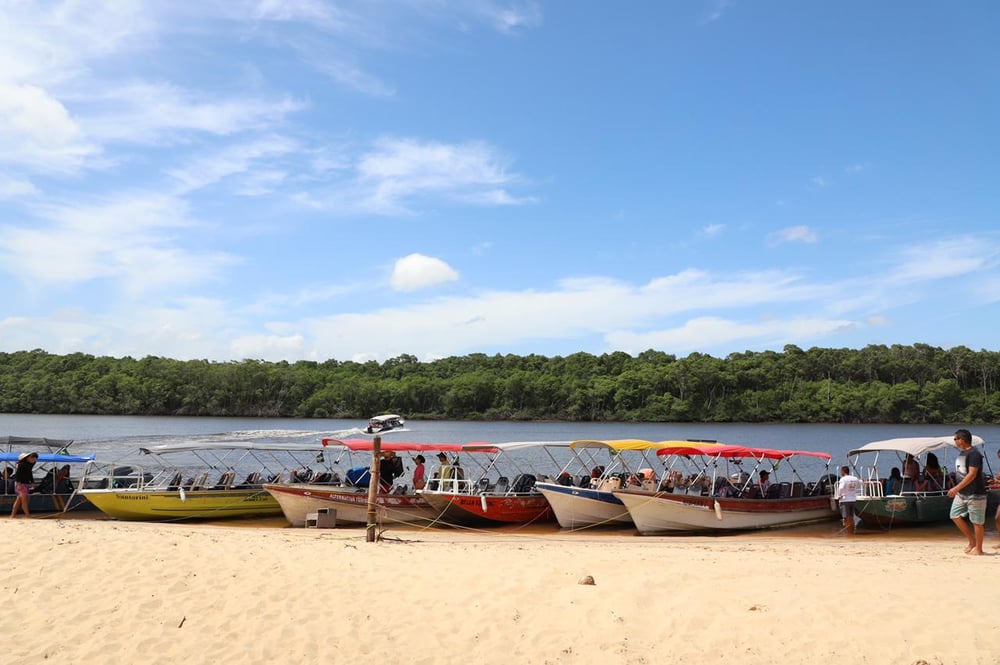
xmin=1 ymin=515 xmax=997 ymax=665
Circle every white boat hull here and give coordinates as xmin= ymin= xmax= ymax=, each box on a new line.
xmin=616 ymin=491 xmax=838 ymax=534
xmin=263 ymin=484 xmax=439 ymax=526
xmin=535 ymin=483 xmax=632 ymax=528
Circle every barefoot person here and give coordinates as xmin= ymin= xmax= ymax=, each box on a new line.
xmin=10 ymin=452 xmax=38 ymax=518
xmin=835 ymin=465 xmax=862 ymax=536
xmin=947 ymin=429 xmax=986 ymax=555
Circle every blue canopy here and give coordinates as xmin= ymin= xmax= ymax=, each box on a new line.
xmin=0 ymin=452 xmax=95 ymax=464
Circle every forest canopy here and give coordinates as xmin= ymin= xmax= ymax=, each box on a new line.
xmin=1 ymin=344 xmax=998 ymax=424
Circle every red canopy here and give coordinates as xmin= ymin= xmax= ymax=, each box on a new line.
xmin=321 ymin=438 xmax=495 ymax=453
xmin=655 ymin=444 xmax=831 ymax=461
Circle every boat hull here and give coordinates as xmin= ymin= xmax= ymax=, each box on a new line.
xmin=1 ymin=492 xmax=96 ymax=513
xmin=418 ymin=491 xmax=554 ymax=526
xmin=616 ymin=491 xmax=838 ymax=535
xmin=854 ymin=492 xmax=990 ymax=529
xmin=80 ymin=488 xmax=281 ymax=521
xmin=263 ymin=483 xmax=440 ymax=526
xmin=535 ymin=482 xmax=632 ymax=528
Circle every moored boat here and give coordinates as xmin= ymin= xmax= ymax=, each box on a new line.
xmin=418 ymin=441 xmax=572 ymax=526
xmin=615 ymin=443 xmax=838 ymax=534
xmin=535 ymin=439 xmax=721 ymax=529
xmin=1 ymin=446 xmax=98 ymax=514
xmin=848 ymin=435 xmax=995 ymax=529
xmin=264 ymin=439 xmax=469 ymax=526
xmin=78 ymin=441 xmax=340 ymax=521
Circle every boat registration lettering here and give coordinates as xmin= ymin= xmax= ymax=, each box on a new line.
xmin=885 ymin=498 xmax=907 ymax=512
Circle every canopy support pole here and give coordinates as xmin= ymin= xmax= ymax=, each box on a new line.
xmin=366 ymin=435 xmax=381 ymax=543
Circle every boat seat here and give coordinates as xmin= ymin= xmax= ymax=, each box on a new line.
xmin=511 ymin=473 xmax=536 ymax=494
xmin=167 ymin=472 xmax=183 ymax=491
xmin=211 ymin=471 xmax=236 ymax=490
xmin=477 ymin=477 xmax=490 ymax=493
xmin=765 ymin=484 xmax=782 ymax=499
xmin=790 ymin=481 xmax=804 ymax=498
xmin=599 ymin=477 xmax=622 ymax=492
xmin=577 ymin=475 xmax=591 ymax=488
xmin=494 ymin=476 xmax=510 ymax=495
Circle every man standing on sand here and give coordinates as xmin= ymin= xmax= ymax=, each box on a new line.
xmin=835 ymin=465 xmax=862 ymax=536
xmin=947 ymin=429 xmax=986 ymax=555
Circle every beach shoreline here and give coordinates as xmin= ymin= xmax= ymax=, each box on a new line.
xmin=2 ymin=514 xmax=998 ymax=665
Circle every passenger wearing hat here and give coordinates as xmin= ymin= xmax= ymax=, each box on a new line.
xmin=377 ymin=450 xmax=404 ymax=492
xmin=10 ymin=452 xmax=38 ymax=518
xmin=412 ymin=455 xmax=426 ymax=490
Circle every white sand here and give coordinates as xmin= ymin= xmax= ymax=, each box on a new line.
xmin=1 ymin=516 xmax=997 ymax=665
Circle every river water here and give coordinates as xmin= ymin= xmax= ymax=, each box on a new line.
xmin=2 ymin=413 xmax=997 ymax=463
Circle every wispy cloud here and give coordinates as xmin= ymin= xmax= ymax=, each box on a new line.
xmin=302 ymin=137 xmax=535 ymax=215
xmin=703 ymin=0 xmax=734 ymax=23
xmin=165 ymin=135 xmax=300 ymax=194
xmin=0 ymin=193 xmax=238 ymax=293
xmin=886 ymin=236 xmax=997 ymax=284
xmin=701 ymin=223 xmax=726 ymax=238
xmin=768 ymin=226 xmax=818 ymax=246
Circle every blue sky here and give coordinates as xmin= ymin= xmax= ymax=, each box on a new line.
xmin=1 ymin=1 xmax=997 ymax=364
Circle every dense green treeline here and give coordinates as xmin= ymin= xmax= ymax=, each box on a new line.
xmin=1 ymin=344 xmax=999 ymax=423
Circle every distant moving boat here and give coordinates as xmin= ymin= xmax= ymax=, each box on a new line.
xmin=264 ymin=439 xmax=470 ymax=527
xmin=615 ymin=443 xmax=838 ymax=534
xmin=78 ymin=441 xmax=339 ymax=521
xmin=1 ymin=440 xmax=98 ymax=513
xmin=418 ymin=441 xmax=572 ymax=526
xmin=848 ymin=435 xmax=995 ymax=529
xmin=365 ymin=414 xmax=406 ymax=434
xmin=535 ymin=439 xmax=721 ymax=529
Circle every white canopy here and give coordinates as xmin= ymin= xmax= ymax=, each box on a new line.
xmin=848 ymin=434 xmax=986 ymax=458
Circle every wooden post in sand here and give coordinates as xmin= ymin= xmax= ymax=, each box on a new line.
xmin=366 ymin=434 xmax=381 ymax=543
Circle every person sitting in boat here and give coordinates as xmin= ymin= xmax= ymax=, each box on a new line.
xmin=1 ymin=466 xmax=13 ymax=494
xmin=885 ymin=467 xmax=903 ymax=495
xmin=914 ymin=473 xmax=930 ymax=492
xmin=902 ymin=454 xmax=920 ymax=492
xmin=378 ymin=451 xmax=404 ymax=492
xmin=757 ymin=470 xmax=771 ymax=496
xmin=924 ymin=452 xmax=945 ymax=490
xmin=53 ymin=465 xmax=73 ymax=493
xmin=557 ymin=471 xmax=574 ymax=486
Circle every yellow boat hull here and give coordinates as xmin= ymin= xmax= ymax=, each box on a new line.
xmin=80 ymin=488 xmax=282 ymax=521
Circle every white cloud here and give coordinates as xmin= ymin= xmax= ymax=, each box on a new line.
xmin=391 ymin=254 xmax=460 ymax=292
xmin=702 ymin=224 xmax=725 ymax=237
xmin=811 ymin=176 xmax=829 ymax=187
xmin=0 ymin=83 xmax=99 ymax=173
xmin=81 ymin=83 xmax=305 ymax=145
xmin=886 ymin=237 xmax=994 ymax=284
xmin=304 ymin=137 xmax=535 ymax=215
xmin=0 ymin=193 xmax=238 ymax=292
xmin=166 ymin=135 xmax=300 ymax=194
xmin=0 ymin=174 xmax=38 ymax=199
xmin=605 ymin=316 xmax=855 ymax=355
xmin=768 ymin=225 xmax=818 ymax=245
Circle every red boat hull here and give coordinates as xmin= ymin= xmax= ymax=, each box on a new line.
xmin=420 ymin=491 xmax=555 ymax=526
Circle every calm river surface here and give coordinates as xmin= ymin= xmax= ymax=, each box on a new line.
xmin=2 ymin=413 xmax=998 ymax=464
